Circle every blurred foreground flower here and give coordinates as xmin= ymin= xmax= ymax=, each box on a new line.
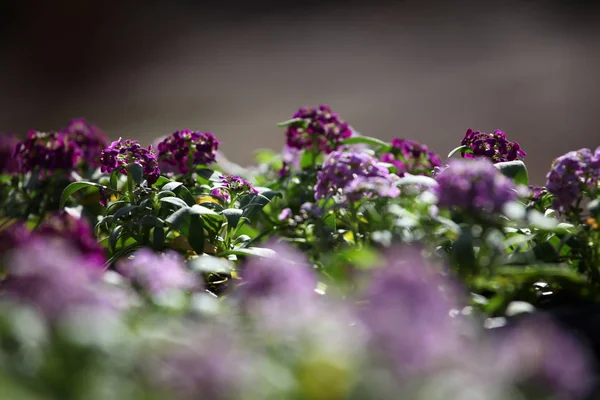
xmin=435 ymin=158 xmax=517 ymax=214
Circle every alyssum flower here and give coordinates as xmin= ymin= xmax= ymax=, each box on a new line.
xmin=100 ymin=137 xmax=160 ymax=184
xmin=285 ymin=105 xmax=352 ymax=154
xmin=460 ymin=128 xmax=527 ymax=163
xmin=157 ymin=130 xmax=219 ymax=174
xmin=380 ymin=138 xmax=441 ymax=176
xmin=13 ymin=130 xmax=82 ymax=174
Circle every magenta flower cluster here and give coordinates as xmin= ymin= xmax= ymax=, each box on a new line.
xmin=63 ymin=118 xmax=108 ymax=168
xmin=314 ymin=151 xmax=400 ymax=202
xmin=435 ymin=158 xmax=517 ymax=213
xmin=545 ymin=147 xmax=600 ymax=213
xmin=380 ymin=138 xmax=441 ymax=176
xmin=13 ymin=130 xmax=82 ymax=174
xmin=100 ymin=137 xmax=160 ymax=184
xmin=210 ymin=174 xmax=258 ymax=201
xmin=157 ymin=130 xmax=219 ymax=174
xmin=460 ymin=128 xmax=527 ymax=163
xmin=285 ymin=105 xmax=352 ymax=153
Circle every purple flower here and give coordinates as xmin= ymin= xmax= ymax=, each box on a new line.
xmin=157 ymin=130 xmax=219 ymax=174
xmin=236 ymin=240 xmax=317 ymax=302
xmin=278 ymin=207 xmax=292 ymax=221
xmin=285 ymin=105 xmax=352 ymax=153
xmin=210 ymin=174 xmax=258 ymax=201
xmin=461 ymin=128 xmax=527 ymax=163
xmin=100 ymin=137 xmax=160 ymax=184
xmin=490 ymin=315 xmax=594 ymax=398
xmin=0 ymin=239 xmax=116 ymax=320
xmin=63 ymin=118 xmax=108 ymax=168
xmin=435 ymin=158 xmax=517 ymax=213
xmin=360 ymin=247 xmax=464 ymax=376
xmin=380 ymin=138 xmax=441 ymax=177
xmin=0 ymin=134 xmax=20 ymax=174
xmin=117 ymin=248 xmax=200 ymax=296
xmin=37 ymin=212 xmax=106 ymax=267
xmin=546 ymin=147 xmax=600 ymax=213
xmin=13 ymin=130 xmax=81 ymax=174
xmin=314 ymin=150 xmax=399 ymax=203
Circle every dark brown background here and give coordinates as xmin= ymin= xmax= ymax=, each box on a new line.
xmin=1 ymin=0 xmax=599 ymax=184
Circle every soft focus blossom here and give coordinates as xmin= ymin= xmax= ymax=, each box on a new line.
xmin=360 ymin=247 xmax=465 ymax=377
xmin=63 ymin=118 xmax=108 ymax=168
xmin=380 ymin=138 xmax=441 ymax=176
xmin=545 ymin=147 xmax=600 ymax=213
xmin=285 ymin=105 xmax=352 ymax=153
xmin=37 ymin=212 xmax=106 ymax=267
xmin=314 ymin=150 xmax=400 ymax=203
xmin=1 ymin=239 xmax=116 ymax=320
xmin=157 ymin=130 xmax=219 ymax=174
xmin=488 ymin=315 xmax=595 ymax=399
xmin=461 ymin=128 xmax=527 ymax=163
xmin=435 ymin=158 xmax=517 ymax=213
xmin=0 ymin=133 xmax=20 ymax=174
xmin=13 ymin=130 xmax=81 ymax=174
xmin=117 ymin=249 xmax=200 ymax=296
xmin=100 ymin=137 xmax=160 ymax=184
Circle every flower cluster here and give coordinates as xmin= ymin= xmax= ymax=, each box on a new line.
xmin=100 ymin=137 xmax=160 ymax=184
xmin=157 ymin=130 xmax=219 ymax=174
xmin=380 ymin=138 xmax=441 ymax=176
xmin=545 ymin=147 xmax=600 ymax=213
xmin=210 ymin=174 xmax=258 ymax=201
xmin=460 ymin=128 xmax=527 ymax=162
xmin=315 ymin=151 xmax=400 ymax=202
xmin=285 ymin=105 xmax=352 ymax=153
xmin=0 ymin=133 xmax=20 ymax=174
xmin=435 ymin=158 xmax=517 ymax=213
xmin=117 ymin=249 xmax=200 ymax=296
xmin=63 ymin=118 xmax=108 ymax=168
xmin=13 ymin=130 xmax=82 ymax=174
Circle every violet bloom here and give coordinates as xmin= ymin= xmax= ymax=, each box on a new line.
xmin=236 ymin=240 xmax=317 ymax=302
xmin=461 ymin=128 xmax=527 ymax=163
xmin=37 ymin=212 xmax=106 ymax=267
xmin=1 ymin=239 xmax=115 ymax=320
xmin=210 ymin=174 xmax=258 ymax=201
xmin=100 ymin=137 xmax=160 ymax=184
xmin=63 ymin=118 xmax=108 ymax=168
xmin=157 ymin=130 xmax=219 ymax=174
xmin=117 ymin=249 xmax=200 ymax=296
xmin=435 ymin=158 xmax=517 ymax=213
xmin=360 ymin=247 xmax=464 ymax=377
xmin=489 ymin=315 xmax=594 ymax=399
xmin=285 ymin=104 xmax=352 ymax=153
xmin=0 ymin=133 xmax=20 ymax=174
xmin=380 ymin=138 xmax=441 ymax=177
xmin=314 ymin=150 xmax=399 ymax=203
xmin=546 ymin=147 xmax=600 ymax=213
xmin=13 ymin=130 xmax=81 ymax=174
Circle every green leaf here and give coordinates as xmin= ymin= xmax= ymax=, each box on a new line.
xmin=187 ymin=254 xmax=233 ymax=273
xmin=165 ymin=207 xmax=192 ymax=235
xmin=188 ymin=216 xmax=205 ymax=255
xmin=162 ymin=182 xmax=184 ymax=192
xmin=189 ymin=204 xmax=219 ymax=216
xmin=104 ymin=244 xmax=144 ymax=269
xmin=494 ymin=160 xmax=528 ymax=186
xmin=223 ymin=208 xmax=243 ymax=229
xmin=153 ymin=176 xmax=171 ymax=188
xmin=152 ymin=226 xmax=165 ymax=249
xmin=159 ymin=196 xmax=190 ymax=209
xmin=447 ymin=145 xmax=468 ymax=158
xmin=175 ymin=185 xmax=196 ymax=206
xmin=300 ymin=151 xmax=315 ymax=169
xmin=60 ymin=181 xmax=107 ymax=209
xmin=127 ymin=162 xmax=144 ymax=185
xmin=341 ymin=136 xmax=389 ymax=148
xmin=113 ymin=205 xmax=141 ymax=220
xmin=276 ymin=117 xmax=305 ymax=128
xmin=196 ymin=168 xmax=222 ymax=182
xmin=395 ymin=175 xmax=438 ymax=187
xmin=109 ymin=170 xmax=119 ymax=190
xmin=109 ymin=225 xmax=124 ymax=252
xmin=222 ymin=247 xmax=277 ymax=259
xmin=255 ymin=149 xmax=280 ymax=164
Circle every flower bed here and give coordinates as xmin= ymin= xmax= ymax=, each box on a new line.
xmin=1 ymin=107 xmax=599 ymax=399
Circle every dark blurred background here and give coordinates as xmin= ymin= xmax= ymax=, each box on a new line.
xmin=1 ymin=0 xmax=599 ymax=184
